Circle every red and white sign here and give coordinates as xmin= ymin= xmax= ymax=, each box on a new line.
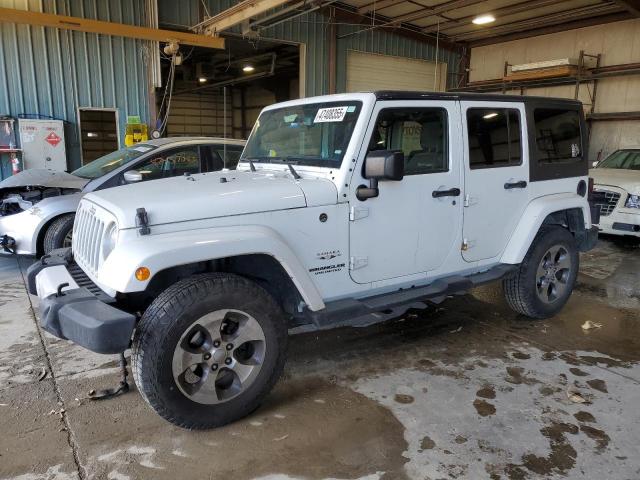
xmin=45 ymin=131 xmax=62 ymax=147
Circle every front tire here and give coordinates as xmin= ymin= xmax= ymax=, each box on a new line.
xmin=131 ymin=273 xmax=287 ymax=429
xmin=42 ymin=214 xmax=75 ymax=254
xmin=503 ymin=226 xmax=579 ymax=319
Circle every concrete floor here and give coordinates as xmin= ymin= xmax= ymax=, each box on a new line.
xmin=1 ymin=237 xmax=639 ymax=480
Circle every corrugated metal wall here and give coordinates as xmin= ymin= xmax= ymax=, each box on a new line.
xmin=0 ymin=0 xmax=151 ymax=173
xmin=158 ymin=0 xmax=460 ymax=97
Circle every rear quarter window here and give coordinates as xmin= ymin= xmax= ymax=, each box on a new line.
xmin=534 ymin=108 xmax=582 ymax=164
xmin=528 ymin=105 xmax=587 ymax=181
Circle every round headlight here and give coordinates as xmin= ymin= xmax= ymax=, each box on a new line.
xmin=101 ymin=222 xmax=118 ymax=259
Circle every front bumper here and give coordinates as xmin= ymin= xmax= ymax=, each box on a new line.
xmin=597 ymin=210 xmax=640 ymax=237
xmin=27 ymin=249 xmax=136 ymax=354
xmin=0 ymin=209 xmax=43 ymax=256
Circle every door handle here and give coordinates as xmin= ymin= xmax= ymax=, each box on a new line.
xmin=504 ymin=180 xmax=527 ymax=189
xmin=432 ymin=187 xmax=461 ymax=198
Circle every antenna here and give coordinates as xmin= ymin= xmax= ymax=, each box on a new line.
xmin=223 ymin=85 xmax=227 ymax=168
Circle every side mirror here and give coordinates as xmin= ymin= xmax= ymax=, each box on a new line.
xmin=357 ymin=150 xmax=404 ymax=201
xmin=591 ymin=161 xmax=599 ymax=168
xmin=124 ymin=170 xmax=143 ymax=183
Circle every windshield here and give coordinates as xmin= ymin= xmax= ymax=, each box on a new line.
xmin=241 ymin=101 xmax=362 ymax=168
xmin=597 ymin=150 xmax=640 ymax=170
xmin=72 ymin=144 xmax=156 ymax=179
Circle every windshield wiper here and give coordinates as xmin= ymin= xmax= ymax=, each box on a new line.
xmin=287 ymin=163 xmax=301 ymax=180
xmin=247 ymin=158 xmax=256 ymax=172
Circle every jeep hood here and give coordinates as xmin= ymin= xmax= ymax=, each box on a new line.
xmin=0 ymin=169 xmax=89 ymax=191
xmin=590 ymin=168 xmax=640 ymax=194
xmin=83 ymin=170 xmax=338 ymax=229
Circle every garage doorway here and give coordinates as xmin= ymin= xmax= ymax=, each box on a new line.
xmin=158 ymin=36 xmax=301 ymax=141
xmin=78 ymin=108 xmax=119 ymax=165
xmin=346 ymin=50 xmax=447 ymax=92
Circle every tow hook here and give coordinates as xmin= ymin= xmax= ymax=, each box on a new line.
xmin=0 ymin=234 xmax=16 ymax=254
xmin=56 ymin=282 xmax=69 ymax=297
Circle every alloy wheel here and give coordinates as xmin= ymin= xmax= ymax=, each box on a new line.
xmin=171 ymin=309 xmax=266 ymax=404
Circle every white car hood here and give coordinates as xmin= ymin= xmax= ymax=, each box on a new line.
xmin=0 ymin=169 xmax=88 ymax=190
xmin=83 ymin=169 xmax=338 ymax=229
xmin=590 ymin=168 xmax=640 ymax=194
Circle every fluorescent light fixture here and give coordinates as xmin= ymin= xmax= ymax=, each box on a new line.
xmin=472 ymin=14 xmax=495 ymax=25
xmin=483 ymin=112 xmax=498 ymax=119
xmin=242 ymin=65 xmax=255 ymax=73
xmin=198 ymin=77 xmax=207 ymax=83
xmin=87 ymin=132 xmax=98 ymax=138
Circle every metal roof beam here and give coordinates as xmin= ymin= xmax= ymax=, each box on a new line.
xmin=422 ymin=0 xmax=561 ymax=33
xmin=387 ymin=0 xmax=486 ymax=25
xmin=0 ymin=7 xmax=224 ymax=49
xmin=468 ymin=11 xmax=630 ymax=47
xmin=453 ymin=3 xmax=624 ymax=41
xmin=357 ymin=0 xmax=407 ymax=14
xmin=612 ymin=0 xmax=640 ymax=16
xmin=193 ymin=0 xmax=292 ymax=35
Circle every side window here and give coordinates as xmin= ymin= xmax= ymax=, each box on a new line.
xmin=367 ymin=108 xmax=448 ymax=175
xmin=132 ymin=146 xmax=200 ymax=181
xmin=467 ymin=108 xmax=521 ymax=169
xmin=534 ymin=108 xmax=582 ymax=163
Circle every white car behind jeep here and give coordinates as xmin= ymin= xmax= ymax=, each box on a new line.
xmin=28 ymin=92 xmax=598 ymax=429
xmin=0 ymin=137 xmax=244 ymax=256
xmin=590 ymin=149 xmax=640 ymax=237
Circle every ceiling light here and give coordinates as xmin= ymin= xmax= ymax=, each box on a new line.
xmin=242 ymin=65 xmax=255 ymax=73
xmin=198 ymin=77 xmax=207 ymax=83
xmin=483 ymin=112 xmax=498 ymax=119
xmin=472 ymin=14 xmax=495 ymax=25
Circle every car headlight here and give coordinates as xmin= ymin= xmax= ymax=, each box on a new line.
xmin=101 ymin=222 xmax=118 ymax=259
xmin=625 ymin=194 xmax=640 ymax=209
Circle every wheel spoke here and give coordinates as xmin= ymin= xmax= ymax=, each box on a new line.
xmin=555 ymin=251 xmax=571 ymax=271
xmin=229 ymin=359 xmax=256 ymax=382
xmin=231 ymin=316 xmax=266 ymax=347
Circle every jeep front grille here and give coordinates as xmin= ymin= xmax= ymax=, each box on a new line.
xmin=591 ymin=189 xmax=620 ymax=217
xmin=73 ymin=205 xmax=105 ymax=275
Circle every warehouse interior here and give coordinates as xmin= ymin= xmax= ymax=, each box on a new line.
xmin=1 ymin=1 xmax=640 ymax=479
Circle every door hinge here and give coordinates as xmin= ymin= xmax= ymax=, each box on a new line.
xmin=349 ymin=206 xmax=369 ymax=221
xmin=349 ymin=256 xmax=368 ymax=270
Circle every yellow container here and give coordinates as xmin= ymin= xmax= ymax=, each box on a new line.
xmin=125 ymin=123 xmax=148 ymax=147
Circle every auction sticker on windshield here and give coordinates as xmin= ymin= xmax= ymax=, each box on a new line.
xmin=314 ymin=106 xmax=348 ymax=123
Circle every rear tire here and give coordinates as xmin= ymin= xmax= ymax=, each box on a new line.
xmin=503 ymin=226 xmax=579 ymax=319
xmin=131 ymin=273 xmax=287 ymax=429
xmin=42 ymin=214 xmax=75 ymax=254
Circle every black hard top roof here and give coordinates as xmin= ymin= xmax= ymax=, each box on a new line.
xmin=373 ymin=90 xmax=582 ymax=106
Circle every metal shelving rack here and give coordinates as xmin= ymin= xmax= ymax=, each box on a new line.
xmin=451 ymin=50 xmax=640 ymax=122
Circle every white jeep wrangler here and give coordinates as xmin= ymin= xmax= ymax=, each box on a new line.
xmin=28 ymin=92 xmax=598 ymax=429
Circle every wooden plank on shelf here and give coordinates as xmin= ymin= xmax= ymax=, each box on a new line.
xmin=503 ymin=65 xmax=579 ymax=82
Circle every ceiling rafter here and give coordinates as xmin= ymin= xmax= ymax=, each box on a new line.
xmin=385 ymin=0 xmax=487 ymax=25
xmin=421 ymin=0 xmax=563 ymax=33
xmin=612 ymin=0 xmax=640 ymax=16
xmin=469 ymin=11 xmax=630 ymax=46
xmin=452 ymin=2 xmax=625 ymax=41
xmin=192 ymin=0 xmax=292 ymax=35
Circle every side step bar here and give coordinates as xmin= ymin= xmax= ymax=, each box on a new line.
xmin=299 ymin=264 xmax=517 ymax=330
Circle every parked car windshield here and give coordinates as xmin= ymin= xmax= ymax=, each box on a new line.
xmin=241 ymin=101 xmax=362 ymax=168
xmin=72 ymin=144 xmax=157 ymax=179
xmin=597 ymin=150 xmax=640 ymax=170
